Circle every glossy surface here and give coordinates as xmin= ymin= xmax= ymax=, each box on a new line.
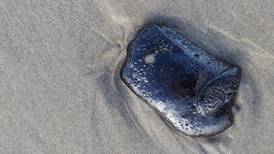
xmin=121 ymin=25 xmax=241 ymax=136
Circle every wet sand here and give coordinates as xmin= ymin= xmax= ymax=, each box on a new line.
xmin=0 ymin=0 xmax=274 ymax=153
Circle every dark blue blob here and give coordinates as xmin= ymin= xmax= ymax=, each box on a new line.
xmin=121 ymin=25 xmax=241 ymax=136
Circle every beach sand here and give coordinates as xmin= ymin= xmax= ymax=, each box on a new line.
xmin=0 ymin=0 xmax=273 ymax=153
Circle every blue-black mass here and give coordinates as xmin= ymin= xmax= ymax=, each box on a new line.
xmin=121 ymin=25 xmax=241 ymax=136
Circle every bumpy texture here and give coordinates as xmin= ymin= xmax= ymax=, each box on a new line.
xmin=121 ymin=25 xmax=241 ymax=136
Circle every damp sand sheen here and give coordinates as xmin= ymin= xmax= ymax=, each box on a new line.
xmin=1 ymin=1 xmax=274 ymax=153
